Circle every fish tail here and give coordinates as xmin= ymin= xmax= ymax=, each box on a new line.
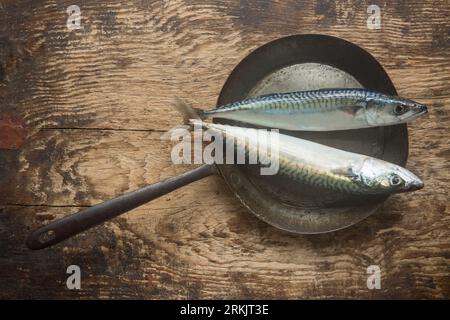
xmin=172 ymin=97 xmax=206 ymax=124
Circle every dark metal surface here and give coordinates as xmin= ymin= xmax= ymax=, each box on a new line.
xmin=26 ymin=165 xmax=215 ymax=249
xmin=216 ymin=34 xmax=409 ymax=233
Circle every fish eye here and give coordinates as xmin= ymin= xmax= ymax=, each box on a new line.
xmin=390 ymin=174 xmax=402 ymax=186
xmin=394 ymin=104 xmax=407 ymax=115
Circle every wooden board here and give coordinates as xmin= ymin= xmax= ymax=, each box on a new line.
xmin=0 ymin=0 xmax=449 ymax=299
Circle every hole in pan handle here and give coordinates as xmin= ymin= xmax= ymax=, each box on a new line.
xmin=26 ymin=164 xmax=216 ymax=250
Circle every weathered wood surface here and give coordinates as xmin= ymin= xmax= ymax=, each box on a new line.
xmin=0 ymin=0 xmax=449 ymax=299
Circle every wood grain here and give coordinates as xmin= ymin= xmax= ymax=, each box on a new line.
xmin=0 ymin=0 xmax=449 ymax=299
xmin=1 ymin=0 xmax=449 ymax=133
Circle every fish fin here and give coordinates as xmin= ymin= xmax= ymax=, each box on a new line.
xmin=365 ymin=99 xmax=377 ymax=108
xmin=172 ymin=97 xmax=205 ymax=124
xmin=332 ymin=167 xmax=361 ymax=181
xmin=340 ymin=105 xmax=363 ymax=115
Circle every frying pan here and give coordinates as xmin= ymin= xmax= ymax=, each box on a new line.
xmin=26 ymin=34 xmax=408 ymax=250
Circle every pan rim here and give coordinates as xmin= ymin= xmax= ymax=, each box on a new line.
xmin=215 ymin=34 xmax=409 ymax=234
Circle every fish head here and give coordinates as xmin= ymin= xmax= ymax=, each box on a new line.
xmin=358 ymin=158 xmax=424 ymax=194
xmin=365 ymin=95 xmax=427 ymax=126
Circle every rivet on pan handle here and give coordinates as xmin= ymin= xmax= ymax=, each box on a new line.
xmin=26 ymin=164 xmax=216 ymax=250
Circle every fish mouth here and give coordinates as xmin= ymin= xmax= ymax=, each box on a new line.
xmin=405 ymin=179 xmax=424 ymax=192
xmin=414 ymin=104 xmax=428 ymax=116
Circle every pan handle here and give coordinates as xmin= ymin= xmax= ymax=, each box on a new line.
xmin=26 ymin=164 xmax=216 ymax=250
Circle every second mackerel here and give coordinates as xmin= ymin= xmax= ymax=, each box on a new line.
xmin=189 ymin=120 xmax=424 ymax=195
xmin=175 ymin=89 xmax=427 ymax=131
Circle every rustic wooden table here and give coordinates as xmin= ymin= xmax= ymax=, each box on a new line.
xmin=0 ymin=0 xmax=448 ymax=299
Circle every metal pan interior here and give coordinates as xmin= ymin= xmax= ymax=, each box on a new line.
xmin=216 ymin=35 xmax=408 ymax=233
